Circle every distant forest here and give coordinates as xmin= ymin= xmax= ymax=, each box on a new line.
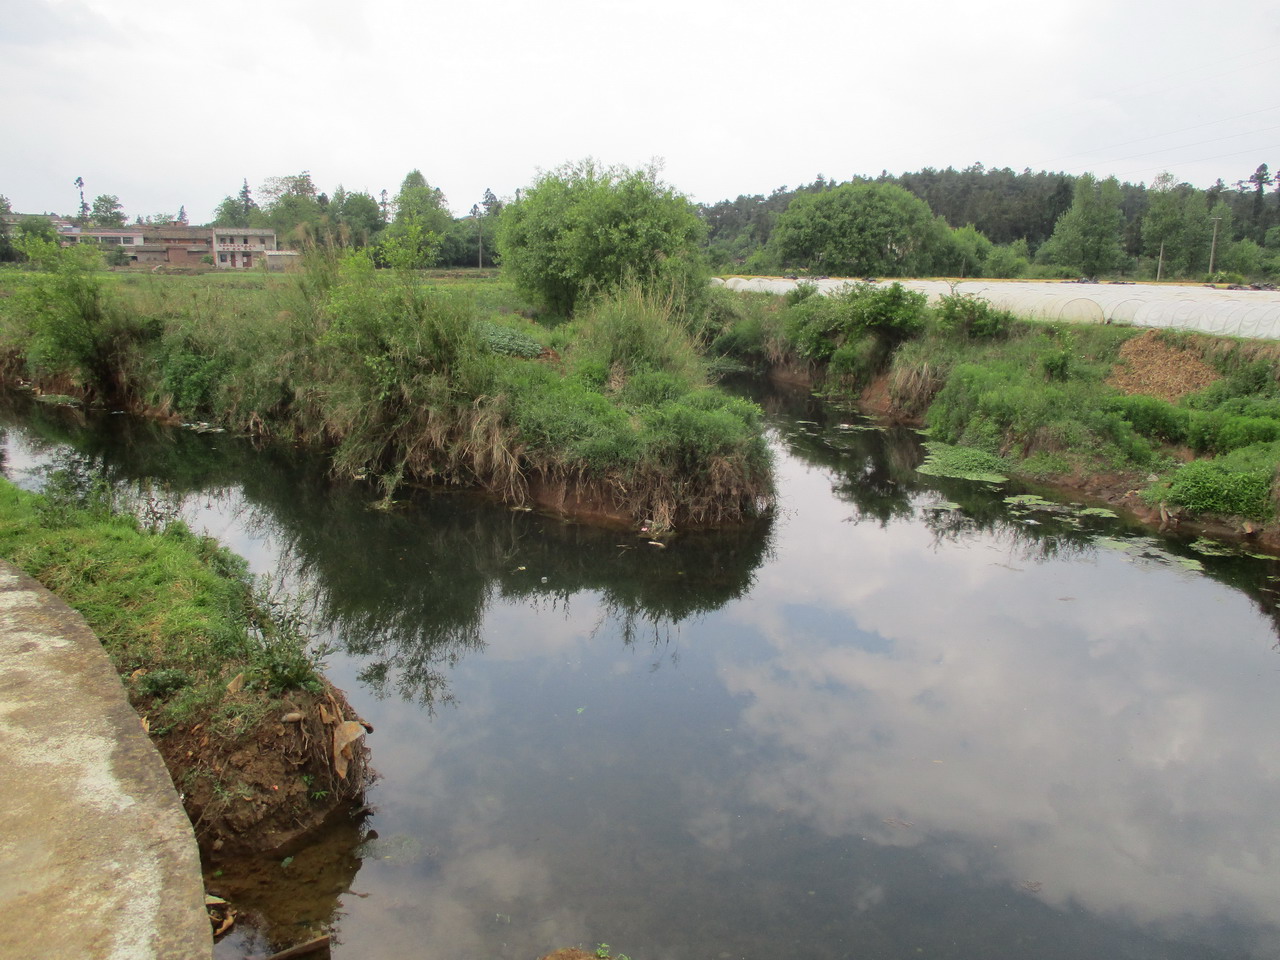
xmin=702 ymin=163 xmax=1279 ymax=281
xmin=3 ymin=161 xmax=1278 ymax=281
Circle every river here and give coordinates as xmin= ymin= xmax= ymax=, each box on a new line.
xmin=4 ymin=385 xmax=1280 ymax=960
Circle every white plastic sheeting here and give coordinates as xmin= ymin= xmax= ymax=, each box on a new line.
xmin=714 ymin=277 xmax=1280 ymax=340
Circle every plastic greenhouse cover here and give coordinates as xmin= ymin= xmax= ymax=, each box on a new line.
xmin=716 ymin=277 xmax=1280 ymax=340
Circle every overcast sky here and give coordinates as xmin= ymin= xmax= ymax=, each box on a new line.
xmin=3 ymin=0 xmax=1277 ymax=222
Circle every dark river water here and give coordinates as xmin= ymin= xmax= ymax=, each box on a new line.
xmin=5 ymin=386 xmax=1280 ymax=960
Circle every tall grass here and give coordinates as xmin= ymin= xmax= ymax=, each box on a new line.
xmin=1 ymin=248 xmax=774 ymax=529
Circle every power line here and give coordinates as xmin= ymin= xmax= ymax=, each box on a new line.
xmin=1115 ymin=144 xmax=1279 ymax=183
xmin=1093 ymin=122 xmax=1280 ymax=168
xmin=1045 ymin=105 xmax=1280 ymax=165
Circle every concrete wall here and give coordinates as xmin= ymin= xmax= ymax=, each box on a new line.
xmin=0 ymin=563 xmax=211 ymax=960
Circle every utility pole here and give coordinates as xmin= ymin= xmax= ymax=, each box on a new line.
xmin=1208 ymin=217 xmax=1223 ymax=276
xmin=470 ymin=203 xmax=482 ymax=269
xmin=1156 ymin=240 xmax=1164 ymax=282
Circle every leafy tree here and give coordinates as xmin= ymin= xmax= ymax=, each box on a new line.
xmin=768 ymin=182 xmax=951 ymax=277
xmin=1141 ymin=173 xmax=1210 ymax=278
xmin=90 ymin=194 xmax=126 ymax=228
xmin=258 ymin=172 xmax=324 ymax=241
xmin=1037 ymin=173 xmax=1126 ymax=276
xmin=497 ymin=159 xmax=706 ymax=316
xmin=17 ymin=215 xmax=59 ymax=245
xmin=377 ymin=170 xmax=452 ymax=269
xmin=0 ymin=195 xmax=14 ymax=262
xmin=176 ymin=205 xmax=188 ymax=225
xmin=212 ymin=180 xmax=260 ymax=227
xmin=211 ymin=195 xmax=249 ymax=227
xmin=945 ymin=224 xmax=994 ymax=277
xmin=1236 ymin=163 xmax=1274 ymax=242
xmin=330 ymin=187 xmax=383 ymax=246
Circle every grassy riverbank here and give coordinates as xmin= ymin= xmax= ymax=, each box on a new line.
xmin=0 ymin=471 xmax=371 ymax=855
xmin=707 ymin=282 xmax=1280 ymax=539
xmin=0 ymin=248 xmax=772 ymax=531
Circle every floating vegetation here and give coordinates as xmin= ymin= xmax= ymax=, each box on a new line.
xmin=1092 ymin=535 xmax=1204 ymax=572
xmin=1077 ymin=507 xmax=1119 ymax=519
xmin=1004 ymin=494 xmax=1056 ymax=509
xmin=916 ymin=442 xmax=1009 ymax=484
xmin=835 ymin=423 xmax=885 ymax=433
xmin=1188 ymin=538 xmax=1238 ymax=557
xmin=34 ymin=394 xmax=81 ymax=407
xmin=922 ymin=500 xmax=964 ymax=512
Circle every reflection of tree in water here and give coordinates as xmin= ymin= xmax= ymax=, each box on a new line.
xmin=0 ymin=394 xmax=774 ymax=704
xmin=738 ymin=379 xmax=1280 ymax=643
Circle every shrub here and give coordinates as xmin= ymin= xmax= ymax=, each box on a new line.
xmin=784 ymin=282 xmax=927 ymax=362
xmin=936 ymin=293 xmax=1014 ymax=340
xmin=496 ymin=159 xmax=706 ymax=317
xmin=1161 ymin=442 xmax=1280 ymax=520
xmin=1102 ymin=395 xmax=1190 ymax=444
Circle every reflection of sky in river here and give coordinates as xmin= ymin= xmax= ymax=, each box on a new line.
xmin=7 ymin=417 xmax=1280 ymax=959
xmin=314 ymin=449 xmax=1280 ymax=958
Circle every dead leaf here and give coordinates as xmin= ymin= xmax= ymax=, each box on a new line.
xmin=282 ymin=711 xmax=305 ymax=723
xmin=318 ymin=704 xmax=335 ymax=725
xmin=225 ymin=673 xmax=245 ymax=695
xmin=333 ymin=721 xmax=366 ymax=779
xmin=139 ymin=715 xmax=150 ymax=733
xmin=213 ymin=908 xmax=236 ymax=937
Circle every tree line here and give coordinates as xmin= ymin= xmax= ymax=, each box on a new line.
xmin=3 ymin=160 xmax=1278 ymax=281
xmin=703 ymin=162 xmax=1280 ymax=281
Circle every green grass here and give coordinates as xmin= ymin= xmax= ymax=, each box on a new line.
xmin=0 ymin=474 xmax=324 ymax=734
xmin=0 ymin=249 xmax=774 ymax=530
xmin=705 ymin=284 xmax=1280 ymax=525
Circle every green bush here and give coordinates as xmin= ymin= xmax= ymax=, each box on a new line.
xmin=1102 ymin=395 xmax=1191 ymax=444
xmin=1162 ymin=442 xmax=1280 ymax=520
xmin=935 ymin=293 xmax=1014 ymax=340
xmin=784 ymin=282 xmax=927 ymax=361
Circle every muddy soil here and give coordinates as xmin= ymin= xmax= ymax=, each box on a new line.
xmin=156 ymin=680 xmax=374 ymax=860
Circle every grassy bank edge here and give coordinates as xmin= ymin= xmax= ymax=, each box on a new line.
xmin=706 ymin=283 xmax=1280 ymax=544
xmin=0 ymin=475 xmax=371 ymax=854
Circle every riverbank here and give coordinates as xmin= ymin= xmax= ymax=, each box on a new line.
xmin=0 ymin=476 xmax=373 ymax=862
xmin=709 ymin=281 xmax=1280 ymax=550
xmin=0 ymin=560 xmax=211 ymax=959
xmin=0 ymin=252 xmax=773 ymax=532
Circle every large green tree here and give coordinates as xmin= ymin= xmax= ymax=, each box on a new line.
xmin=1142 ymin=173 xmax=1210 ymax=278
xmin=378 ymin=170 xmax=452 ymax=269
xmin=89 ymin=194 xmax=126 ymax=227
xmin=768 ymin=182 xmax=952 ymax=277
xmin=1037 ymin=173 xmax=1126 ymax=276
xmin=497 ymin=159 xmax=705 ymax=315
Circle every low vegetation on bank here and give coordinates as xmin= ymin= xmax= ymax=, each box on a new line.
xmin=706 ymin=282 xmax=1280 ymax=534
xmin=0 ymin=471 xmax=371 ymax=854
xmin=0 ymin=238 xmax=773 ymax=531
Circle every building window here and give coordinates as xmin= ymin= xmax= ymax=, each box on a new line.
xmin=219 ymin=254 xmax=227 ymax=263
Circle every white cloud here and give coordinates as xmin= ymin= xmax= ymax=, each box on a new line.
xmin=3 ymin=0 xmax=1276 ymax=220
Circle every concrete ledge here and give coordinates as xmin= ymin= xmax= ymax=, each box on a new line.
xmin=0 ymin=562 xmax=211 ymax=960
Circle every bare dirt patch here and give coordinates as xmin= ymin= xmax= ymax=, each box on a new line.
xmin=1107 ymin=330 xmax=1220 ymax=402
xmin=156 ymin=680 xmax=374 ymax=860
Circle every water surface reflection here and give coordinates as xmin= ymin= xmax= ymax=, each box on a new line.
xmin=4 ymin=391 xmax=1280 ymax=959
